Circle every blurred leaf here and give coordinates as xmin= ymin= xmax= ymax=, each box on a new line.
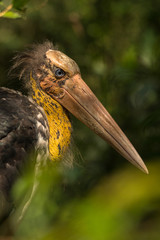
xmin=36 ymin=161 xmax=160 ymax=240
xmin=12 ymin=0 xmax=29 ymax=10
xmin=2 ymin=9 xmax=21 ymax=18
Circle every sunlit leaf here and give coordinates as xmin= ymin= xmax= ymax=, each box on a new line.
xmin=2 ymin=10 xmax=21 ymax=18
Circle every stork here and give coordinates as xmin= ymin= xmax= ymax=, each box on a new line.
xmin=0 ymin=41 xmax=148 ymax=221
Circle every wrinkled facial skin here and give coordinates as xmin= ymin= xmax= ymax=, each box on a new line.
xmin=39 ymin=49 xmax=148 ymax=174
xmin=39 ymin=50 xmax=80 ymax=98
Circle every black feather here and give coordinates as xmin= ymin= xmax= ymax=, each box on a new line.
xmin=0 ymin=87 xmax=49 ymax=220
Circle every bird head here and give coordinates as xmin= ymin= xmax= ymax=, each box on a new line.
xmin=14 ymin=42 xmax=148 ymax=173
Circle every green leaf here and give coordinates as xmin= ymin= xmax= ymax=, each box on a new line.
xmin=3 ymin=10 xmax=22 ymax=18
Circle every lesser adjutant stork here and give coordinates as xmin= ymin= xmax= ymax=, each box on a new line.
xmin=0 ymin=42 xmax=148 ymax=220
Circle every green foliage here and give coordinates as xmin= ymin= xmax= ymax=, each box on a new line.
xmin=0 ymin=0 xmax=29 ymax=18
xmin=12 ymin=0 xmax=29 ymax=10
xmin=2 ymin=10 xmax=21 ymax=18
xmin=10 ymin=161 xmax=160 ymax=240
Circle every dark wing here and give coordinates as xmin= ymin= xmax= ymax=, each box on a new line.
xmin=0 ymin=88 xmax=49 ymax=208
xmin=0 ymin=87 xmax=49 ymax=220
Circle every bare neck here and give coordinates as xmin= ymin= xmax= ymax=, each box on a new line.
xmin=30 ymin=74 xmax=72 ymax=161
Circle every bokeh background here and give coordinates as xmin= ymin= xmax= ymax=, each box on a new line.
xmin=0 ymin=0 xmax=160 ymax=239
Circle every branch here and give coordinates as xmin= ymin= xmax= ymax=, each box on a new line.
xmin=0 ymin=4 xmax=13 ymax=17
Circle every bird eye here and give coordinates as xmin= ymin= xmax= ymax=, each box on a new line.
xmin=55 ymin=68 xmax=65 ymax=78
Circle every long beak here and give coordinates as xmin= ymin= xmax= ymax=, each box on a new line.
xmin=56 ymin=74 xmax=148 ymax=174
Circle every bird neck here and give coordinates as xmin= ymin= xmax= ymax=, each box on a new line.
xmin=30 ymin=74 xmax=72 ymax=161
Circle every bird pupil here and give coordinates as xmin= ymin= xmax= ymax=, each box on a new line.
xmin=55 ymin=68 xmax=65 ymax=78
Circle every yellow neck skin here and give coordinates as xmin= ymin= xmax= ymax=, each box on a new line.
xmin=30 ymin=75 xmax=72 ymax=161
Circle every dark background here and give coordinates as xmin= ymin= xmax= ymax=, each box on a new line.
xmin=0 ymin=1 xmax=160 ymax=239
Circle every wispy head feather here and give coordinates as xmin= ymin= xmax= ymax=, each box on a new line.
xmin=10 ymin=41 xmax=55 ymax=84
